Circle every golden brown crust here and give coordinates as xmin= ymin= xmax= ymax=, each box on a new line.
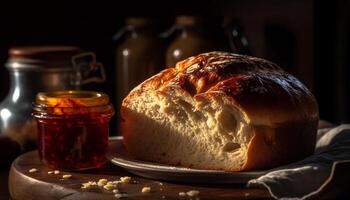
xmin=125 ymin=51 xmax=318 ymax=123
xmin=122 ymin=51 xmax=319 ymax=170
xmin=243 ymin=120 xmax=318 ymax=171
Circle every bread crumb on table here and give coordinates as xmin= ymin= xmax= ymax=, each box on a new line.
xmin=98 ymin=178 xmax=108 ymax=186
xmin=104 ymin=183 xmax=116 ymax=190
xmin=47 ymin=171 xmax=53 ymax=174
xmin=81 ymin=181 xmax=98 ymax=189
xmin=179 ymin=192 xmax=186 ymax=197
xmin=112 ymin=189 xmax=119 ymax=193
xmin=141 ymin=186 xmax=151 ymax=193
xmin=62 ymin=174 xmax=72 ymax=179
xmin=81 ymin=182 xmax=92 ymax=189
xmin=54 ymin=170 xmax=60 ymax=174
xmin=114 ymin=193 xmax=127 ymax=199
xmin=120 ymin=176 xmax=131 ymax=183
xmin=89 ymin=181 xmax=97 ymax=186
xmin=29 ymin=168 xmax=38 ymax=173
xmin=107 ymin=181 xmax=114 ymax=185
xmin=186 ymin=190 xmax=200 ymax=197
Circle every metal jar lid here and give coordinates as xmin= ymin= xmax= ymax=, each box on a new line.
xmin=6 ymin=46 xmax=82 ymax=71
xmin=33 ymin=90 xmax=115 ymax=117
xmin=5 ymin=46 xmax=106 ymax=85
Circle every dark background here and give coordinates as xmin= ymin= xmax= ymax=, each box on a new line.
xmin=0 ymin=0 xmax=349 ymax=128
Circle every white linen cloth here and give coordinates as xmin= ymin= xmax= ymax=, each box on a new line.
xmin=247 ymin=124 xmax=350 ymax=200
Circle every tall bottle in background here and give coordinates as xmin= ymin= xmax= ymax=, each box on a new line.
xmin=114 ymin=17 xmax=166 ymax=134
xmin=165 ymin=16 xmax=230 ymax=67
xmin=223 ymin=17 xmax=252 ymax=56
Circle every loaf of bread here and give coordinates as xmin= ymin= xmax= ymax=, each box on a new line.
xmin=121 ymin=52 xmax=319 ymax=171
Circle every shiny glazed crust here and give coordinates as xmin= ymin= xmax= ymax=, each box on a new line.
xmin=122 ymin=52 xmax=319 ymax=171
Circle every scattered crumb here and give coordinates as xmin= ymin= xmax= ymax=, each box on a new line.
xmin=162 ymin=195 xmax=166 ymax=199
xmin=54 ymin=170 xmax=60 ymax=174
xmin=47 ymin=171 xmax=53 ymax=174
xmin=97 ymin=183 xmax=104 ymax=187
xmin=81 ymin=182 xmax=92 ymax=189
xmin=114 ymin=193 xmax=127 ymax=199
xmin=141 ymin=186 xmax=151 ymax=193
xmin=244 ymin=192 xmax=250 ymax=197
xmin=179 ymin=192 xmax=186 ymax=197
xmin=107 ymin=181 xmax=114 ymax=185
xmin=98 ymin=178 xmax=108 ymax=186
xmin=62 ymin=174 xmax=72 ymax=179
xmin=81 ymin=181 xmax=98 ymax=189
xmin=120 ymin=176 xmax=131 ymax=184
xmin=186 ymin=190 xmax=200 ymax=197
xmin=112 ymin=189 xmax=119 ymax=193
xmin=113 ymin=180 xmax=121 ymax=184
xmin=104 ymin=183 xmax=116 ymax=190
xmin=158 ymin=182 xmax=164 ymax=186
xmin=89 ymin=181 xmax=97 ymax=186
xmin=29 ymin=168 xmax=38 ymax=173
xmin=99 ymin=178 xmax=108 ymax=183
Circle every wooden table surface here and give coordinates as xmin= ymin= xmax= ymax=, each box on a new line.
xmin=6 ymin=134 xmax=349 ymax=200
xmin=0 ymin=166 xmax=10 ymax=199
xmin=2 ymin=121 xmax=346 ymax=200
xmin=8 ymin=150 xmax=274 ymax=200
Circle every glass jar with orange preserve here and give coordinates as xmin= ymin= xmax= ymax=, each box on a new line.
xmin=32 ymin=90 xmax=114 ymax=170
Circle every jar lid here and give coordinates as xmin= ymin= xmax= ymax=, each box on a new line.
xmin=7 ymin=46 xmax=82 ymax=70
xmin=33 ymin=90 xmax=114 ymax=116
xmin=36 ymin=90 xmax=110 ymax=107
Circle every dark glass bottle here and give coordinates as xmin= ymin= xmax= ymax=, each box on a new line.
xmin=114 ymin=17 xmax=166 ymax=133
xmin=166 ymin=16 xmax=230 ymax=67
xmin=223 ymin=17 xmax=252 ymax=56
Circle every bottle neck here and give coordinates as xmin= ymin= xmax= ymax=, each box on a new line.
xmin=127 ymin=26 xmax=160 ymax=38
xmin=179 ymin=24 xmax=221 ymax=38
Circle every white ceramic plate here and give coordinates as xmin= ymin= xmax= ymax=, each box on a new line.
xmin=107 ymin=136 xmax=268 ymax=184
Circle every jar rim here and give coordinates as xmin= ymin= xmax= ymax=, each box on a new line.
xmin=33 ymin=90 xmax=114 ymax=117
xmin=36 ymin=90 xmax=110 ymax=107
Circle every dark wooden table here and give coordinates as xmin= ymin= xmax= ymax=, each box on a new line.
xmin=0 ymin=166 xmax=10 ymax=199
xmin=8 ymin=151 xmax=273 ymax=200
xmin=4 ymin=132 xmax=349 ymax=200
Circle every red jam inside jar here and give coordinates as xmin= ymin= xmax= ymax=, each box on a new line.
xmin=33 ymin=91 xmax=114 ymax=170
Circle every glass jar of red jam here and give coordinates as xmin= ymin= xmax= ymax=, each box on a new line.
xmin=32 ymin=90 xmax=114 ymax=170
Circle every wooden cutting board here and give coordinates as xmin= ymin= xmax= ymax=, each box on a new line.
xmin=9 ymin=146 xmax=271 ymax=200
